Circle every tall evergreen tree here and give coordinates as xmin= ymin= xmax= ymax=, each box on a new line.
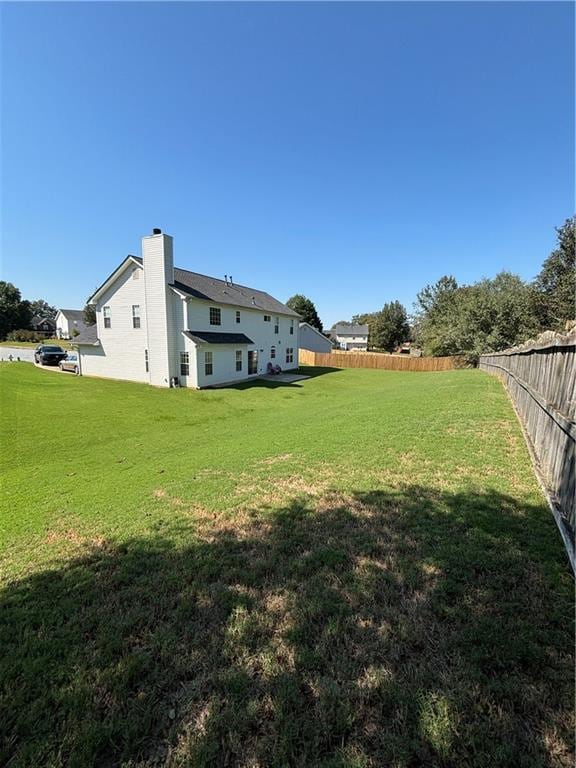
xmin=286 ymin=294 xmax=323 ymax=332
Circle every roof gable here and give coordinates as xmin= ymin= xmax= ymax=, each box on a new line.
xmin=88 ymin=256 xmax=143 ymax=304
xmin=299 ymin=322 xmax=330 ymax=341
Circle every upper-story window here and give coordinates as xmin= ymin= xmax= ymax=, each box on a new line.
xmin=263 ymin=315 xmax=271 ymax=322
xmin=103 ymin=306 xmax=111 ymax=328
xmin=132 ymin=305 xmax=141 ymax=329
xmin=235 ymin=311 xmax=241 ymax=324
xmin=274 ymin=316 xmax=279 ymax=334
xmin=290 ymin=319 xmax=294 ymax=335
xmin=210 ymin=307 xmax=221 ymax=326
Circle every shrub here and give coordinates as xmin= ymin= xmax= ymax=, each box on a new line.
xmin=6 ymin=329 xmax=45 ymax=343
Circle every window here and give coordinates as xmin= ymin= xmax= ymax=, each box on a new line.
xmin=145 ymin=349 xmax=149 ymax=372
xmin=209 ymin=307 xmax=221 ymax=326
xmin=290 ymin=319 xmax=294 ymax=335
xmin=263 ymin=315 xmax=271 ymax=322
xmin=235 ymin=350 xmax=242 ymax=371
xmin=180 ymin=351 xmax=189 ymax=376
xmin=285 ymin=347 xmax=294 ymax=364
xmin=235 ymin=310 xmax=241 ymax=324
xmin=274 ymin=317 xmax=279 ymax=334
xmin=132 ymin=305 xmax=141 ymax=329
xmin=205 ymin=351 xmax=213 ymax=376
xmin=271 ymin=346 xmax=276 ymax=359
xmin=103 ymin=306 xmax=111 ymax=328
xmin=132 ymin=269 xmax=140 ymax=280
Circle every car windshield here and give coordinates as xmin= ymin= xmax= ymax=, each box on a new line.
xmin=43 ymin=346 xmax=64 ymax=352
xmin=66 ymin=355 xmax=77 ymax=361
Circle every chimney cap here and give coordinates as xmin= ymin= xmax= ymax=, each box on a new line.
xmin=152 ymin=227 xmax=162 ymax=235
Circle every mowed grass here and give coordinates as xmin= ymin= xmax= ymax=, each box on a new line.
xmin=0 ymin=363 xmax=573 ymax=767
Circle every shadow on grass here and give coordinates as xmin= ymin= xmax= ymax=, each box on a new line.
xmin=221 ymin=366 xmax=341 ymax=390
xmin=1 ymin=485 xmax=573 ymax=767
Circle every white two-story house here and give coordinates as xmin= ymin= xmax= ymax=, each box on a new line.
xmin=329 ymin=324 xmax=369 ymax=351
xmin=74 ymin=229 xmax=300 ymax=388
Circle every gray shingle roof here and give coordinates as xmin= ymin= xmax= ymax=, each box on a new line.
xmin=331 ymin=324 xmax=369 ymax=336
xmin=58 ymin=309 xmax=86 ymax=326
xmin=171 ymin=268 xmax=300 ymax=317
xmin=73 ymin=325 xmax=99 ymax=345
xmin=183 ymin=331 xmax=254 ymax=345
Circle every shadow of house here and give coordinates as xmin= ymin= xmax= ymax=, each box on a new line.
xmin=1 ymin=485 xmax=573 ymax=767
xmin=222 ymin=366 xmax=341 ymax=390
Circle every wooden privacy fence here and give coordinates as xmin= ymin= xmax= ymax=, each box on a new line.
xmin=479 ymin=331 xmax=575 ymax=568
xmin=299 ymin=348 xmax=456 ymax=371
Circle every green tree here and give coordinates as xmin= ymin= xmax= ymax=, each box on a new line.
xmin=415 ymin=272 xmax=539 ymax=362
xmin=371 ymin=301 xmax=410 ymax=352
xmin=29 ymin=299 xmax=56 ymax=320
xmin=83 ymin=303 xmax=97 ymax=326
xmin=286 ymin=294 xmax=323 ymax=332
xmin=534 ymin=216 xmax=575 ymax=330
xmin=0 ymin=282 xmax=32 ymax=340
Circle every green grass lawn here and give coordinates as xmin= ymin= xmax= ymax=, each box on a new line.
xmin=0 ymin=363 xmax=573 ymax=767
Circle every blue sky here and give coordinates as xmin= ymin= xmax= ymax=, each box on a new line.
xmin=1 ymin=2 xmax=574 ymax=328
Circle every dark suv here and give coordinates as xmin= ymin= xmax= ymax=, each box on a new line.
xmin=34 ymin=344 xmax=67 ymax=366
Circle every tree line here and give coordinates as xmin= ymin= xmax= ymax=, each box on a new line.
xmin=0 ymin=285 xmax=57 ymax=341
xmin=0 ymin=284 xmax=96 ymax=342
xmin=290 ymin=216 xmax=575 ymax=361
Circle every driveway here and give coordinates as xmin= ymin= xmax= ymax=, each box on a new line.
xmin=0 ymin=347 xmax=35 ymax=363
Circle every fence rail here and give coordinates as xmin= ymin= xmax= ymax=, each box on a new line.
xmin=299 ymin=348 xmax=456 ymax=371
xmin=479 ymin=333 xmax=575 ymax=568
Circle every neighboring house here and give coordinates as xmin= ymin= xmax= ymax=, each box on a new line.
xmin=55 ymin=309 xmax=87 ymax=339
xmin=299 ymin=322 xmax=333 ymax=353
xmin=73 ymin=228 xmax=300 ymax=388
xmin=329 ymin=324 xmax=369 ymax=351
xmin=30 ymin=316 xmax=56 ymax=338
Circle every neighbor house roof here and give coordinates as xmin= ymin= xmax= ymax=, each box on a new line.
xmin=330 ymin=324 xmax=369 ymax=336
xmin=183 ymin=331 xmax=254 ymax=345
xmin=72 ymin=325 xmax=99 ymax=345
xmin=299 ymin=321 xmax=331 ymax=341
xmin=57 ymin=309 xmax=86 ymax=325
xmin=31 ymin=316 xmax=56 ymax=330
xmin=171 ymin=267 xmax=300 ymax=318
